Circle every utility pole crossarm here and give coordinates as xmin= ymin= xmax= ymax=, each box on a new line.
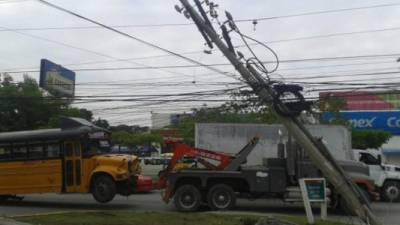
xmin=179 ymin=1 xmax=382 ymax=224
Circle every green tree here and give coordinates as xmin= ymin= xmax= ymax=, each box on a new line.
xmin=352 ymin=130 xmax=392 ymax=149
xmin=0 ymin=75 xmax=64 ymax=131
xmin=112 ymin=131 xmax=163 ymax=146
xmin=0 ymin=74 xmax=100 ymax=131
xmin=93 ymin=118 xmax=110 ymax=130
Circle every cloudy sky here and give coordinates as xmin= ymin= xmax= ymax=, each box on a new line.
xmin=1 ymin=0 xmax=400 ymax=126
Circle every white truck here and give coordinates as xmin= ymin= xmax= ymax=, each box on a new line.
xmin=353 ymin=149 xmax=400 ymax=202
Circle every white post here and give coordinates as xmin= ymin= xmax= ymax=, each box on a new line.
xmin=321 ymin=201 xmax=327 ymax=220
xmin=299 ymin=179 xmax=315 ymax=224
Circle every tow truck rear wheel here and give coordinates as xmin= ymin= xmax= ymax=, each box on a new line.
xmin=207 ymin=184 xmax=236 ymax=211
xmin=174 ymin=184 xmax=202 ymax=212
xmin=382 ymin=181 xmax=400 ymax=202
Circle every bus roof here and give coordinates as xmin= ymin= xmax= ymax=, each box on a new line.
xmin=0 ymin=117 xmax=109 ymax=143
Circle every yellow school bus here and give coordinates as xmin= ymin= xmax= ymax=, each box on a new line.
xmin=0 ymin=117 xmax=141 ymax=203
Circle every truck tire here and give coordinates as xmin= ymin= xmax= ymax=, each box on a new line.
xmin=92 ymin=175 xmax=116 ymax=203
xmin=382 ymin=181 xmax=400 ymax=202
xmin=207 ymin=184 xmax=236 ymax=211
xmin=174 ymin=184 xmax=202 ymax=212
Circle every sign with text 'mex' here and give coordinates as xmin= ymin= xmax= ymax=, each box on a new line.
xmin=39 ymin=59 xmax=75 ymax=98
xmin=321 ymin=111 xmax=400 ymax=135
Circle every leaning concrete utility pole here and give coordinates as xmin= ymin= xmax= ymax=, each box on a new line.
xmin=179 ymin=1 xmax=382 ymax=224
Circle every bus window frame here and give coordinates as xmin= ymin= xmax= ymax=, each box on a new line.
xmin=12 ymin=143 xmax=28 ymax=161
xmin=44 ymin=141 xmax=62 ymax=159
xmin=65 ymin=142 xmax=74 ymax=157
xmin=0 ymin=143 xmax=12 ymax=162
xmin=0 ymin=141 xmax=64 ymax=162
xmin=27 ymin=142 xmax=45 ymax=160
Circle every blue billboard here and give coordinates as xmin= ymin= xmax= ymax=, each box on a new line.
xmin=39 ymin=59 xmax=75 ymax=97
xmin=321 ymin=111 xmax=400 ymax=135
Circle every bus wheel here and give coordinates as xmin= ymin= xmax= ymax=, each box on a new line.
xmin=92 ymin=175 xmax=116 ymax=203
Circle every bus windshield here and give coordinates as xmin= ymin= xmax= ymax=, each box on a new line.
xmin=85 ymin=139 xmax=112 ymax=155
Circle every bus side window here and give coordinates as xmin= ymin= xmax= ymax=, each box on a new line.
xmin=65 ymin=143 xmax=73 ymax=157
xmin=74 ymin=143 xmax=81 ymax=157
xmin=46 ymin=143 xmax=60 ymax=158
xmin=0 ymin=145 xmax=12 ymax=161
xmin=28 ymin=144 xmax=44 ymax=160
xmin=13 ymin=144 xmax=27 ymax=160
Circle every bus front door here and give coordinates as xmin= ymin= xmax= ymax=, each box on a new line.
xmin=64 ymin=142 xmax=82 ymax=192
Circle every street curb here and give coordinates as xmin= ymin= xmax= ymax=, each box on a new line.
xmin=9 ymin=210 xmax=101 ymax=218
xmin=255 ymin=217 xmax=297 ymax=225
xmin=0 ymin=217 xmax=32 ymax=225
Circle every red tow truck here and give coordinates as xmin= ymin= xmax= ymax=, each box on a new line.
xmin=156 ymin=137 xmax=378 ymax=212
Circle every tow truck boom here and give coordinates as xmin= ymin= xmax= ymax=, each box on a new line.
xmin=157 ymin=137 xmax=259 ymax=191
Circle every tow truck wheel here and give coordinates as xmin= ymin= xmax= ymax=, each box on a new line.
xmin=382 ymin=181 xmax=400 ymax=202
xmin=92 ymin=175 xmax=116 ymax=203
xmin=207 ymin=184 xmax=236 ymax=211
xmin=174 ymin=184 xmax=202 ymax=212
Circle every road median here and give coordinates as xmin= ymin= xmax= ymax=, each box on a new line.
xmin=12 ymin=211 xmax=356 ymax=225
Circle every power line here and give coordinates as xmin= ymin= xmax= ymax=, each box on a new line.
xmin=277 ymin=59 xmax=395 ymax=72
xmin=35 ymin=66 xmax=400 ymax=87
xmin=2 ymin=91 xmax=236 ymax=99
xmin=2 ymin=0 xmax=399 ymax=85
xmin=290 ymin=76 xmax=400 ymax=86
xmin=4 ymin=24 xmax=400 ymax=73
xmin=277 ymin=67 xmax=400 ymax=80
xmin=241 ymin=26 xmax=400 ymax=46
xmin=73 ymin=88 xmax=400 ymax=111
xmin=0 ymin=25 xmax=208 ymax=79
xmin=35 ymin=0 xmax=237 ymax=80
xmin=235 ymin=2 xmax=400 ymax=22
xmin=308 ymin=85 xmax=400 ymax=92
xmin=3 ymin=52 xmax=400 ymax=74
xmin=3 ymin=2 xmax=400 ymax=30
xmin=1 ymin=86 xmax=239 ymax=99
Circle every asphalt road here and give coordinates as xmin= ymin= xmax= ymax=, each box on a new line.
xmin=0 ymin=164 xmax=399 ymax=225
xmin=1 ymin=192 xmax=400 ymax=225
